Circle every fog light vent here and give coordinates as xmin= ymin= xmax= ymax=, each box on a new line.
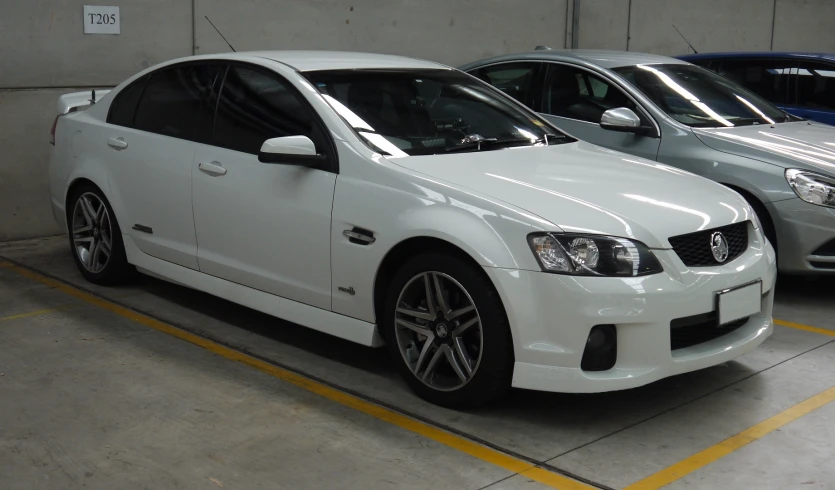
xmin=581 ymin=325 xmax=617 ymax=372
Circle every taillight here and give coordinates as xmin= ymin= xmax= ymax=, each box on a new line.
xmin=50 ymin=115 xmax=60 ymax=145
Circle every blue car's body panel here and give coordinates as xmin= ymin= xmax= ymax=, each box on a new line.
xmin=678 ymin=52 xmax=835 ymax=125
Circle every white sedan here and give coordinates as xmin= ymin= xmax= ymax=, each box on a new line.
xmin=49 ymin=51 xmax=776 ymax=407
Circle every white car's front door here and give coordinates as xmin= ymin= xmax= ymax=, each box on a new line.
xmin=191 ymin=64 xmax=336 ymax=310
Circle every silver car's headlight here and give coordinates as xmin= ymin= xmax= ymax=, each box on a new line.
xmin=786 ymin=169 xmax=835 ymax=208
xmin=527 ymin=233 xmax=663 ymax=276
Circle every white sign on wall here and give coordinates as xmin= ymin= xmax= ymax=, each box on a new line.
xmin=83 ymin=5 xmax=120 ymax=35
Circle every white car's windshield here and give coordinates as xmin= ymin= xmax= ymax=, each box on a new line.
xmin=614 ymin=64 xmax=792 ymax=128
xmin=304 ymin=69 xmax=573 ymax=156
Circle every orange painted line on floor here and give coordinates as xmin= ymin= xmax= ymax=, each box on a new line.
xmin=624 ymin=385 xmax=835 ymax=489
xmin=774 ymin=318 xmax=835 ymax=337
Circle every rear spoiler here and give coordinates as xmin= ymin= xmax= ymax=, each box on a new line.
xmin=56 ymin=89 xmax=111 ymax=114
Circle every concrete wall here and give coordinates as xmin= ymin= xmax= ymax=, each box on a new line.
xmin=0 ymin=0 xmax=193 ymax=89
xmin=577 ymin=0 xmax=629 ymax=50
xmin=2 ymin=0 xmax=835 ymax=241
xmin=773 ymin=0 xmax=835 ymax=51
xmin=194 ymin=0 xmax=567 ymax=66
xmin=0 ymin=89 xmax=67 ymax=241
xmin=579 ymin=0 xmax=835 ymax=56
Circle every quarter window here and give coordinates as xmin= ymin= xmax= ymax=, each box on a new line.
xmin=133 ymin=64 xmax=221 ymax=141
xmin=213 ymin=66 xmax=320 ymax=155
xmin=543 ymin=64 xmax=645 ymax=125
xmin=107 ymin=75 xmax=149 ymax=127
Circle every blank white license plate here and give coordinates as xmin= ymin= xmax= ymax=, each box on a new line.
xmin=717 ymin=281 xmax=762 ymax=325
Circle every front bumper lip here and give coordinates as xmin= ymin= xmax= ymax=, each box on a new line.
xmin=512 ymin=296 xmax=772 ymax=393
xmin=483 ymin=230 xmax=777 ymax=393
xmin=767 ymin=197 xmax=835 ymax=274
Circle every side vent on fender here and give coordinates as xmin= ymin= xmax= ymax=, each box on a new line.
xmin=343 ymin=227 xmax=375 ymax=245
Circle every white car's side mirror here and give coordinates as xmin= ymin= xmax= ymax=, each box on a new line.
xmin=600 ymin=107 xmax=655 ymax=136
xmin=258 ymin=135 xmax=325 ymax=167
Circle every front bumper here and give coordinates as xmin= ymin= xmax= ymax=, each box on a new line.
xmin=767 ymin=197 xmax=835 ymax=274
xmin=484 ymin=228 xmax=777 ymax=393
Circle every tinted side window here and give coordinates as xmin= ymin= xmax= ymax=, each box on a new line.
xmin=544 ymin=64 xmax=645 ymax=124
xmin=795 ymin=61 xmax=835 ymax=110
xmin=715 ymin=59 xmax=796 ymax=104
xmin=107 ymin=75 xmax=149 ymax=127
xmin=471 ymin=62 xmax=540 ymax=106
xmin=213 ymin=66 xmax=321 ymax=155
xmin=133 ymin=64 xmax=221 ymax=141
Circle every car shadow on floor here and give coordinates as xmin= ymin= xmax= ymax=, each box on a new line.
xmin=119 ymin=272 xmax=763 ymax=421
xmin=775 ymin=272 xmax=835 ymax=301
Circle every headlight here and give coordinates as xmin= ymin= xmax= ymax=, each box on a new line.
xmin=786 ymin=169 xmax=835 ymax=208
xmin=528 ymin=233 xmax=663 ymax=276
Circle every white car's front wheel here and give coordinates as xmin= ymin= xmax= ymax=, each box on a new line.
xmin=385 ymin=253 xmax=513 ymax=408
xmin=67 ymin=184 xmax=134 ymax=285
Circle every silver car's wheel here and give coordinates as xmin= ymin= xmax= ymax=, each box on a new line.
xmin=71 ymin=192 xmax=113 ymax=273
xmin=394 ymin=271 xmax=483 ymax=392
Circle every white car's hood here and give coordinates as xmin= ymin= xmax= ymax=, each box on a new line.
xmin=388 ymin=141 xmax=753 ymax=248
xmin=693 ymin=121 xmax=835 ymax=174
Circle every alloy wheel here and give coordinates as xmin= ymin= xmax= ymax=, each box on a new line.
xmin=71 ymin=192 xmax=113 ymax=273
xmin=394 ymin=271 xmax=483 ymax=392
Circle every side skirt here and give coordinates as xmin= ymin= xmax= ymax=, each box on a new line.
xmin=123 ymin=235 xmax=384 ymax=347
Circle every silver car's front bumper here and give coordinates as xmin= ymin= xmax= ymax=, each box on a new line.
xmin=767 ymin=197 xmax=835 ymax=274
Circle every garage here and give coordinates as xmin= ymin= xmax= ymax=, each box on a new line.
xmin=2 ymin=1 xmax=835 ymax=489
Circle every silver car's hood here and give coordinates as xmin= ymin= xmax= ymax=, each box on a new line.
xmin=693 ymin=121 xmax=835 ymax=175
xmin=388 ymin=141 xmax=752 ymax=248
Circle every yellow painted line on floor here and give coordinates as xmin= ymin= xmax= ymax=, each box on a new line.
xmin=625 ymin=385 xmax=835 ymax=490
xmin=0 ymin=305 xmax=75 ymax=322
xmin=0 ymin=260 xmax=594 ymax=490
xmin=775 ymin=319 xmax=835 ymax=337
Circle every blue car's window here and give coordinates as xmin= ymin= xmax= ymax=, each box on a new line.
xmin=711 ymin=58 xmax=797 ymax=105
xmin=304 ymin=69 xmax=573 ymax=156
xmin=795 ymin=61 xmax=835 ymax=110
xmin=615 ymin=64 xmax=790 ymax=128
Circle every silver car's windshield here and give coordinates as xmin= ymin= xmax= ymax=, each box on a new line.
xmin=304 ymin=69 xmax=573 ymax=156
xmin=614 ymin=64 xmax=791 ymax=128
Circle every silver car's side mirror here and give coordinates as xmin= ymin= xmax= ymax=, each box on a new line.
xmin=600 ymin=107 xmax=654 ymax=136
xmin=258 ymin=135 xmax=326 ymax=167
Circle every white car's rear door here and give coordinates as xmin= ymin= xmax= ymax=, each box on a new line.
xmin=191 ymin=64 xmax=336 ymax=310
xmin=105 ymin=63 xmax=223 ymax=270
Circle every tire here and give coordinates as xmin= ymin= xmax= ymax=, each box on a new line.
xmin=66 ymin=183 xmax=135 ymax=285
xmin=383 ymin=252 xmax=513 ymax=408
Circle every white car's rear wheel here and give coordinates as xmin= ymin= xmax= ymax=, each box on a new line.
xmin=67 ymin=184 xmax=134 ymax=285
xmin=385 ymin=253 xmax=513 ymax=407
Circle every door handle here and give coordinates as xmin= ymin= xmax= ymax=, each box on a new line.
xmin=198 ymin=161 xmax=227 ymax=176
xmin=107 ymin=137 xmax=128 ymax=150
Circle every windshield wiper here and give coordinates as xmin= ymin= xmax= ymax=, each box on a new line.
xmin=444 ymin=135 xmax=555 ymax=153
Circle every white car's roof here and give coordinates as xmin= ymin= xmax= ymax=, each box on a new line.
xmin=225 ymin=50 xmax=450 ymax=72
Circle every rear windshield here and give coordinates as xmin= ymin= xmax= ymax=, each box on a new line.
xmin=614 ymin=64 xmax=791 ymax=128
xmin=303 ymin=69 xmax=572 ymax=156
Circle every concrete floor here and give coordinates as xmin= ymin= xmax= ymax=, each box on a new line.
xmin=1 ymin=236 xmax=834 ymax=490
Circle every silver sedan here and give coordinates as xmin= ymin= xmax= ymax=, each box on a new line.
xmin=460 ymin=49 xmax=835 ymax=275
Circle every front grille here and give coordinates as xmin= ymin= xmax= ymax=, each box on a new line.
xmin=670 ymin=312 xmax=748 ymax=350
xmin=812 ymin=239 xmax=835 ymax=256
xmin=668 ymin=221 xmax=749 ymax=267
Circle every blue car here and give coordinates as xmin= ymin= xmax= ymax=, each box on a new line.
xmin=678 ymin=52 xmax=835 ymax=125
